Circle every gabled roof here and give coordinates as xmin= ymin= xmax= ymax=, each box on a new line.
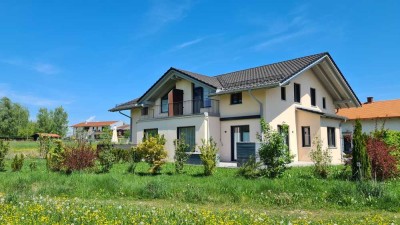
xmin=72 ymin=121 xmax=118 ymax=127
xmin=109 ymin=52 xmax=361 ymax=111
xmin=337 ymin=99 xmax=400 ymax=120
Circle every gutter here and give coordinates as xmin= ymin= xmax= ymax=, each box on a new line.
xmin=118 ymin=111 xmax=131 ymax=119
xmin=209 ymin=83 xmax=278 ymax=96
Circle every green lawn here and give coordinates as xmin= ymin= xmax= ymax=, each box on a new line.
xmin=7 ymin=140 xmax=39 ymax=158
xmin=0 ymin=158 xmax=399 ymax=224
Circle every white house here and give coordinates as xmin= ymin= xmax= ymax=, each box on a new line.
xmin=110 ymin=52 xmax=360 ymax=163
xmin=337 ymin=97 xmax=400 ymax=152
xmin=71 ymin=121 xmax=124 ymax=140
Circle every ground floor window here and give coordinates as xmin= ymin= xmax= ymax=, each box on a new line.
xmin=144 ymin=128 xmax=158 ymax=140
xmin=302 ymin=126 xmax=311 ymax=147
xmin=327 ymin=127 xmax=336 ymax=147
xmin=177 ymin=126 xmax=195 ymax=152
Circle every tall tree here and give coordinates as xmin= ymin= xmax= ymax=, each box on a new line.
xmin=352 ymin=120 xmax=371 ymax=180
xmin=0 ymin=97 xmax=29 ymax=138
xmin=52 ymin=106 xmax=68 ymax=137
xmin=36 ymin=108 xmax=53 ymax=133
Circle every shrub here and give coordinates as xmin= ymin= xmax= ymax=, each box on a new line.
xmin=29 ymin=162 xmax=37 ymax=171
xmin=127 ymin=147 xmax=142 ymax=174
xmin=47 ymin=140 xmax=65 ymax=171
xmin=63 ymin=140 xmax=96 ymax=172
xmin=237 ymin=155 xmax=263 ymax=179
xmin=199 ymin=138 xmax=218 ymax=176
xmin=111 ymin=148 xmax=131 ymax=163
xmin=174 ymin=137 xmax=191 ymax=174
xmin=352 ymin=120 xmax=371 ymax=180
xmin=310 ymin=137 xmax=332 ymax=178
xmin=356 ymin=180 xmax=384 ymax=198
xmin=366 ymin=137 xmax=398 ymax=180
xmin=0 ymin=140 xmax=10 ymax=171
xmin=257 ymin=119 xmax=293 ymax=178
xmin=11 ymin=154 xmax=24 ymax=172
xmin=96 ymin=138 xmax=115 ymax=173
xmin=38 ymin=135 xmax=52 ymax=159
xmin=135 ymin=135 xmax=167 ymax=174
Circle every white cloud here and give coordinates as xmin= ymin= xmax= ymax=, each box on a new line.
xmin=253 ymin=28 xmax=315 ymax=51
xmin=0 ymin=58 xmax=60 ymax=75
xmin=0 ymin=83 xmax=71 ymax=107
xmin=136 ymin=0 xmax=193 ymax=37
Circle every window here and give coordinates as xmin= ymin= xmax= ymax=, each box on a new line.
xmin=277 ymin=124 xmax=289 ymax=147
xmin=141 ymin=107 xmax=148 ymax=116
xmin=144 ymin=128 xmax=158 ymax=139
xmin=161 ymin=94 xmax=168 ymax=113
xmin=230 ymin=92 xmax=242 ymax=104
xmin=281 ymin=87 xmax=286 ymax=100
xmin=322 ymin=97 xmax=326 ymax=109
xmin=310 ymin=88 xmax=316 ymax=106
xmin=294 ymin=83 xmax=301 ymax=103
xmin=302 ymin=126 xmax=311 ymax=147
xmin=177 ymin=126 xmax=195 ymax=152
xmin=327 ymin=127 xmax=336 ymax=147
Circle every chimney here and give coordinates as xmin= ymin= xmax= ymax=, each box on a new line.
xmin=367 ymin=97 xmax=374 ymax=104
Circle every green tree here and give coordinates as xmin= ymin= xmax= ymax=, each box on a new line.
xmin=352 ymin=120 xmax=371 ymax=180
xmin=36 ymin=108 xmax=53 ymax=133
xmin=19 ymin=121 xmax=37 ymax=140
xmin=0 ymin=97 xmax=29 ymax=138
xmin=52 ymin=106 xmax=68 ymax=137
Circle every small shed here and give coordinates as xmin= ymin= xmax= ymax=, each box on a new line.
xmin=32 ymin=133 xmax=61 ymax=141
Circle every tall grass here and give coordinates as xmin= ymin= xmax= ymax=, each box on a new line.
xmin=0 ymin=159 xmax=399 ymax=212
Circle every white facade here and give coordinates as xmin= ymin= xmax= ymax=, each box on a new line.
xmin=129 ymin=65 xmax=352 ymax=164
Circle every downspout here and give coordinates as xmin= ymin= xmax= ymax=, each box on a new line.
xmin=248 ymin=89 xmax=263 ymax=117
xmin=248 ymin=89 xmax=264 ymax=141
xmin=118 ymin=111 xmax=132 ymax=142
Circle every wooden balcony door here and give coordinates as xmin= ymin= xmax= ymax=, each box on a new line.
xmin=168 ymin=89 xmax=183 ymax=117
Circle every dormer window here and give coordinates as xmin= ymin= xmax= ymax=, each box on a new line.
xmin=231 ymin=92 xmax=242 ymax=104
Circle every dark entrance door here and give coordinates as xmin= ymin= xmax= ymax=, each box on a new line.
xmin=168 ymin=89 xmax=183 ymax=116
xmin=231 ymin=125 xmax=250 ymax=161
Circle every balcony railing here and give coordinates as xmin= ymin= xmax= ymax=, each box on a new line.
xmin=140 ymin=99 xmax=219 ymax=120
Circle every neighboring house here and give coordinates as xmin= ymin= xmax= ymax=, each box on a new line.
xmin=71 ymin=121 xmax=124 ymax=140
xmin=337 ymin=97 xmax=400 ymax=153
xmin=109 ymin=52 xmax=360 ymax=163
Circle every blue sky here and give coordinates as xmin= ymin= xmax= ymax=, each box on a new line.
xmin=0 ymin=0 xmax=399 ymax=126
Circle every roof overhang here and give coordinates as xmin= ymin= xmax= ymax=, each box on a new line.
xmin=296 ymin=106 xmax=347 ymax=121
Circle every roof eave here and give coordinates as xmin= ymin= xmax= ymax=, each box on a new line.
xmin=209 ymin=83 xmax=279 ymax=96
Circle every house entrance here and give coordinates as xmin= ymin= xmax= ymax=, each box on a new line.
xmin=231 ymin=125 xmax=250 ymax=161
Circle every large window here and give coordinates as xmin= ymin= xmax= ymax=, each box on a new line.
xmin=327 ymin=127 xmax=336 ymax=147
xmin=230 ymin=92 xmax=242 ymax=104
xmin=281 ymin=87 xmax=286 ymax=101
xmin=294 ymin=83 xmax=301 ymax=103
xmin=177 ymin=126 xmax=196 ymax=152
xmin=302 ymin=126 xmax=311 ymax=147
xmin=161 ymin=94 xmax=168 ymax=113
xmin=144 ymin=128 xmax=158 ymax=139
xmin=310 ymin=88 xmax=316 ymax=106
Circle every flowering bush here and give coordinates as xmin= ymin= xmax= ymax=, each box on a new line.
xmin=366 ymin=137 xmax=398 ymax=180
xmin=63 ymin=140 xmax=96 ymax=172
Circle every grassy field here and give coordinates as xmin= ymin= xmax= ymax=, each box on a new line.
xmin=0 ymin=157 xmax=399 ymax=224
xmin=1 ymin=141 xmax=400 ymax=224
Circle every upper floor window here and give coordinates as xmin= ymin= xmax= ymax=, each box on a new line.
xmin=310 ymin=88 xmax=316 ymax=106
xmin=322 ymin=97 xmax=326 ymax=109
xmin=161 ymin=94 xmax=168 ymax=113
xmin=327 ymin=127 xmax=336 ymax=147
xmin=294 ymin=83 xmax=301 ymax=103
xmin=281 ymin=87 xmax=286 ymax=101
xmin=141 ymin=107 xmax=148 ymax=116
xmin=230 ymin=92 xmax=242 ymax=104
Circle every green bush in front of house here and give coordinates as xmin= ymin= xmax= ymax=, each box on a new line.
xmin=310 ymin=137 xmax=332 ymax=178
xmin=135 ymin=135 xmax=167 ymax=174
xmin=173 ymin=137 xmax=191 ymax=174
xmin=199 ymin=138 xmax=218 ymax=176
xmin=257 ymin=118 xmax=293 ymax=178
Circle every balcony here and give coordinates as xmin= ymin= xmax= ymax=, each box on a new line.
xmin=140 ymin=99 xmax=219 ymax=120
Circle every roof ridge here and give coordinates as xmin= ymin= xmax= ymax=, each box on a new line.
xmin=214 ymin=52 xmax=327 ymax=78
